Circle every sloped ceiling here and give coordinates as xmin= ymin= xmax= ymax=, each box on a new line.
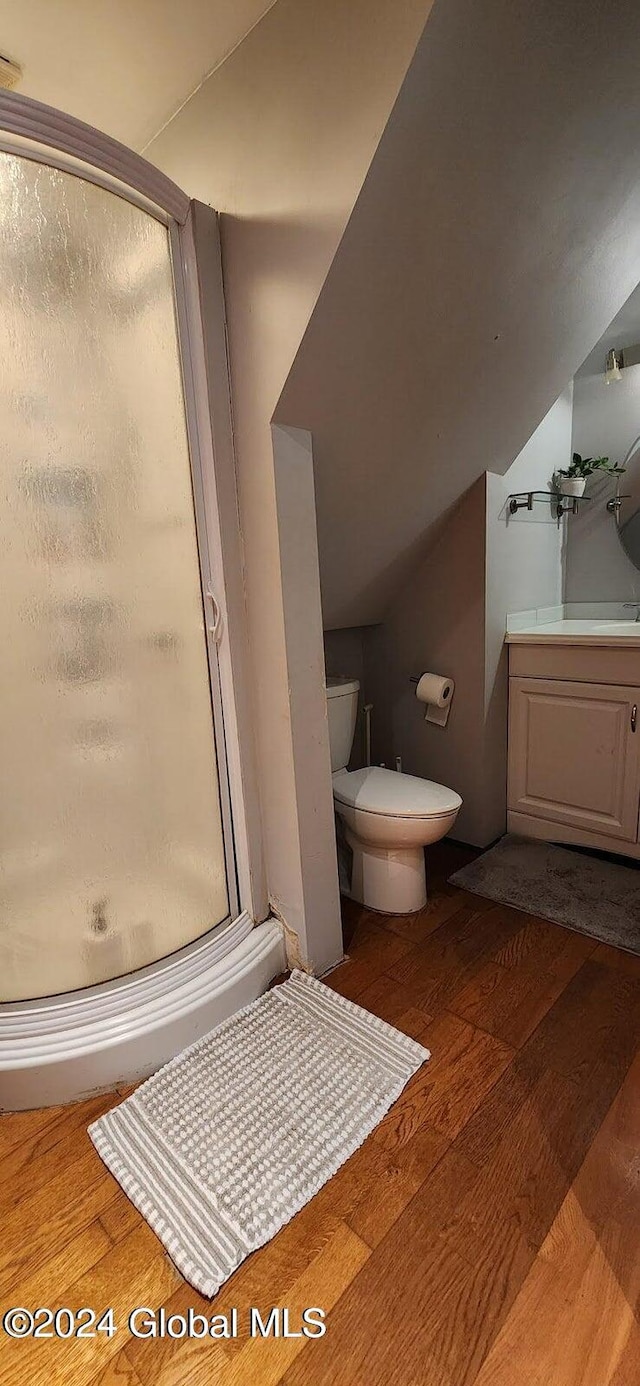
xmin=277 ymin=0 xmax=640 ymax=629
xmin=0 ymin=0 xmax=276 ymax=148
xmin=145 ymin=0 xmax=433 ymax=408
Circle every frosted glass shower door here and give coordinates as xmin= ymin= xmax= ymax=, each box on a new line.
xmin=0 ymin=151 xmax=231 ymax=1001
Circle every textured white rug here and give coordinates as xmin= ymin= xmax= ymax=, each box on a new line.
xmin=89 ymin=969 xmax=429 ymax=1296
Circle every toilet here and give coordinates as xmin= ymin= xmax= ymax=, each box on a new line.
xmin=326 ymin=676 xmax=462 ymax=914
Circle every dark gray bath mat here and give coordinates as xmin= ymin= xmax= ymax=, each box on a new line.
xmin=88 ymin=969 xmax=429 ymax=1297
xmin=449 ymin=834 xmax=640 ymax=956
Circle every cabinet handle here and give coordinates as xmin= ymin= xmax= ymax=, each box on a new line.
xmin=632 ymin=704 xmax=638 ymax=733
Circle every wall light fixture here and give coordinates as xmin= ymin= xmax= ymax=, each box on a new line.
xmin=605 ymin=344 xmax=640 ymax=383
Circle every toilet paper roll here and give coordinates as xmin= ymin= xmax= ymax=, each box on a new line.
xmin=415 ymin=672 xmax=454 ymax=708
xmin=415 ymin=672 xmax=455 ymax=726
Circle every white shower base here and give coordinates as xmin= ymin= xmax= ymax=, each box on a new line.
xmin=0 ymin=913 xmax=285 ymax=1111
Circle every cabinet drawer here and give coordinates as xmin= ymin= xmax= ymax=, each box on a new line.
xmin=508 ymin=643 xmax=640 ymax=685
xmin=508 ymin=677 xmax=640 ymax=841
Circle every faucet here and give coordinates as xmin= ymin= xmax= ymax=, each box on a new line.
xmin=623 ymin=603 xmax=640 ymax=622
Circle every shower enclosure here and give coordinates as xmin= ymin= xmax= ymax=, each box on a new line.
xmin=0 ymin=93 xmax=284 ymax=1109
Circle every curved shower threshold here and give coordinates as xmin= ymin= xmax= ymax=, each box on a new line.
xmin=0 ymin=915 xmax=286 ymax=1111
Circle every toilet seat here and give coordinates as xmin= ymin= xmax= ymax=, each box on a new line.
xmin=332 ymin=766 xmax=461 ymax=819
xmin=327 ymin=678 xmax=462 ymax=913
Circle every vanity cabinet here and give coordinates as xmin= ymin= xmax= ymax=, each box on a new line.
xmin=508 ymin=677 xmax=640 ymax=841
xmin=507 ymin=636 xmax=640 ymax=859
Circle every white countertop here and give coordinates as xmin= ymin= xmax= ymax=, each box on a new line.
xmin=506 ymin=619 xmax=640 ymax=647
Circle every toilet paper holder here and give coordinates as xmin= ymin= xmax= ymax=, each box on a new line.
xmin=410 ymin=672 xmax=455 ymax=726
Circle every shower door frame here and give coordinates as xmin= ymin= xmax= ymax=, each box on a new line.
xmin=0 ymin=90 xmax=266 ymax=943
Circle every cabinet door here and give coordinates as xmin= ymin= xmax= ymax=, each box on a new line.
xmin=508 ymin=677 xmax=640 ymax=841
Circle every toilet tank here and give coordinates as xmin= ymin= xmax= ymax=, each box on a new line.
xmin=326 ymin=677 xmax=360 ymax=772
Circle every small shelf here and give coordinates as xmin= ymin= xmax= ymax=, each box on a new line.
xmin=507 ymin=490 xmax=593 ymax=519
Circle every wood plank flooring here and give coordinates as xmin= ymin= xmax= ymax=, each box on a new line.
xmin=0 ymin=841 xmax=638 ymax=1385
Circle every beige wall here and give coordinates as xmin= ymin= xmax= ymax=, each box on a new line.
xmin=365 ymin=391 xmax=573 ymax=848
xmin=145 ymin=0 xmax=640 ymax=912
xmin=270 ymin=426 xmax=342 ymax=971
xmin=323 ymin=626 xmax=371 ymax=769
xmin=365 ymin=479 xmax=488 ymax=845
xmin=279 ymin=0 xmax=640 ymax=631
xmin=2 ymin=0 xmax=277 ymax=149
xmin=147 ymin=0 xmax=432 ymax=963
xmin=324 ymin=629 xmax=367 ymax=689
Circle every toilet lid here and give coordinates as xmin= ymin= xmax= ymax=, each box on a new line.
xmin=332 ymin=766 xmax=462 ymax=818
xmin=326 ymin=676 xmax=360 ymax=698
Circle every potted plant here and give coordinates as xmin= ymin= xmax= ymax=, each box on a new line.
xmin=555 ymin=453 xmax=626 ymax=498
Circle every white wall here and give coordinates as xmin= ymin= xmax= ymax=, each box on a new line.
xmin=278 ymin=0 xmax=640 ymax=630
xmin=565 ymin=284 xmax=640 ymax=603
xmin=147 ymin=0 xmax=431 ymax=963
xmin=483 ymin=387 xmax=573 ymax=840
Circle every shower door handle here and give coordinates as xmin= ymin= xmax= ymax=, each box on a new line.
xmin=206 ymin=589 xmax=224 ymax=644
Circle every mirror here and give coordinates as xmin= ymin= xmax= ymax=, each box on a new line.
xmin=616 ymin=436 xmax=640 ymax=571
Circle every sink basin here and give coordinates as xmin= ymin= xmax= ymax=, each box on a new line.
xmin=590 ymin=621 xmax=640 ymax=634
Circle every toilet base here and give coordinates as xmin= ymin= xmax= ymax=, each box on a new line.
xmin=346 ymin=833 xmax=427 ymax=914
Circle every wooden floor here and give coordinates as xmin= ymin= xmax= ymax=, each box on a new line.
xmin=1 ymin=841 xmax=639 ymax=1385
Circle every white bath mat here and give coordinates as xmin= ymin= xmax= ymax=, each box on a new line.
xmin=88 ymin=969 xmax=429 ymax=1297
